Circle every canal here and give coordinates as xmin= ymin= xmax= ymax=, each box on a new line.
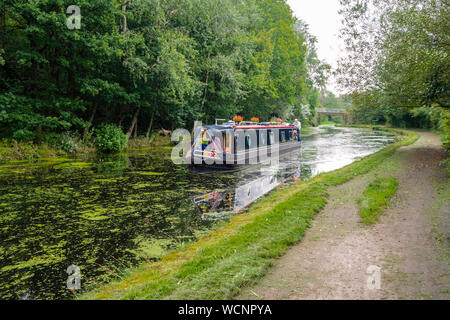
xmin=0 ymin=126 xmax=398 ymax=299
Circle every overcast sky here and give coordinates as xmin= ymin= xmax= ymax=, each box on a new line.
xmin=286 ymin=0 xmax=344 ymax=93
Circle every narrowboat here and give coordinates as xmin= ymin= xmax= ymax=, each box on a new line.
xmin=186 ymin=119 xmax=301 ymax=167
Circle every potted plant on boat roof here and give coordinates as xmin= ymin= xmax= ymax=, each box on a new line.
xmin=251 ymin=117 xmax=259 ymax=123
xmin=233 ymin=115 xmax=243 ymax=123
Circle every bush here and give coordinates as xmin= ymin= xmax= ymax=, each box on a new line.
xmin=94 ymin=124 xmax=128 ymax=153
xmin=58 ymin=132 xmax=80 ymax=154
xmin=439 ymin=109 xmax=450 ymax=173
xmin=440 ymin=109 xmax=450 ymax=150
xmin=12 ymin=129 xmax=36 ymax=142
xmin=411 ymin=106 xmax=442 ymax=129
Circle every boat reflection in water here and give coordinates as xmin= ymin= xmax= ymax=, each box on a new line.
xmin=192 ymin=148 xmax=302 ymax=220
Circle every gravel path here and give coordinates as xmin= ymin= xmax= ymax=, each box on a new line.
xmin=239 ymin=131 xmax=449 ymax=300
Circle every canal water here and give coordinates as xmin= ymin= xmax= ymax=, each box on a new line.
xmin=0 ymin=126 xmax=398 ymax=299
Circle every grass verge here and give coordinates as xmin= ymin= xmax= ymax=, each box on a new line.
xmin=0 ymin=133 xmax=172 ymax=161
xmin=0 ymin=139 xmax=64 ymax=161
xmin=81 ymin=128 xmax=419 ymax=300
xmin=358 ymin=177 xmax=398 ymax=224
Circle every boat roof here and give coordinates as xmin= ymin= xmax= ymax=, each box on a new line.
xmin=199 ymin=121 xmax=297 ymax=131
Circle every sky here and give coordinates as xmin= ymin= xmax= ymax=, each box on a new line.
xmin=286 ymin=0 xmax=344 ymax=93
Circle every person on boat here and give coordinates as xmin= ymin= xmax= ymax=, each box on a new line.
xmin=293 ymin=119 xmax=301 ymax=130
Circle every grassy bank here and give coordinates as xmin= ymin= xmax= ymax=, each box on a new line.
xmin=0 ymin=133 xmax=172 ymax=161
xmin=358 ymin=177 xmax=398 ymax=224
xmin=0 ymin=139 xmax=63 ymax=161
xmin=81 ymin=127 xmax=419 ymax=300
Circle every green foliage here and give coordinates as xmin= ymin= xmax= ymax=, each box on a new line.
xmin=349 ymin=90 xmax=445 ymax=130
xmin=0 ymin=0 xmax=327 ymax=144
xmin=439 ymin=109 xmax=450 ymax=173
xmin=410 ymin=106 xmax=443 ymax=129
xmin=439 ymin=109 xmax=450 ymax=150
xmin=358 ymin=177 xmax=398 ymax=225
xmin=94 ymin=124 xmax=128 ymax=153
xmin=338 ymin=0 xmax=449 ymax=130
xmin=318 ymin=90 xmax=351 ymax=113
xmin=338 ymin=0 xmax=449 ymax=107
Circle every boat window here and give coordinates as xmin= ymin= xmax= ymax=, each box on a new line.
xmin=235 ymin=133 xmax=245 ymax=152
xmin=226 ymin=131 xmax=232 ymax=153
xmin=280 ymin=130 xmax=286 ymax=143
xmin=288 ymin=130 xmax=293 ymax=141
xmin=268 ymin=131 xmax=274 ymax=145
xmin=259 ymin=130 xmax=266 ymax=146
xmin=222 ymin=132 xmax=226 ymax=151
xmin=245 ymin=130 xmax=258 ymax=150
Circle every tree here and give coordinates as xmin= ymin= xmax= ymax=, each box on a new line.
xmin=337 ymin=0 xmax=449 ymax=109
xmin=0 ymin=0 xmax=328 ymax=145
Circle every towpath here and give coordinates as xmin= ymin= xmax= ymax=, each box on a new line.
xmin=239 ymin=131 xmax=449 ymax=300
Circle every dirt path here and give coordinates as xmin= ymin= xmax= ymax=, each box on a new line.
xmin=239 ymin=131 xmax=449 ymax=300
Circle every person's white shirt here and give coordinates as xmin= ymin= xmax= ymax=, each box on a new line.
xmin=293 ymin=119 xmax=301 ymax=130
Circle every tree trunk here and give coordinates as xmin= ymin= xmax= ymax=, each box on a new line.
xmin=134 ymin=119 xmax=138 ymax=138
xmin=84 ymin=105 xmax=97 ymax=137
xmin=199 ymin=52 xmax=211 ymax=114
xmin=146 ymin=111 xmax=154 ymax=138
xmin=118 ymin=112 xmax=124 ymax=127
xmin=200 ymin=70 xmax=209 ymax=114
xmin=122 ymin=1 xmax=128 ymax=35
xmin=127 ymin=106 xmax=140 ymax=138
